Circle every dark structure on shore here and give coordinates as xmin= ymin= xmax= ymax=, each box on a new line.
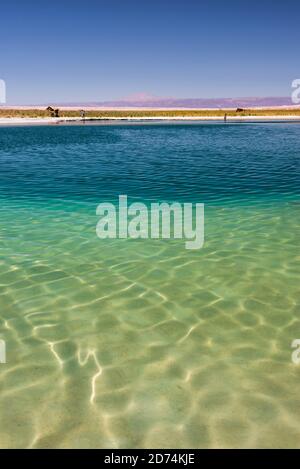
xmin=46 ymin=106 xmax=60 ymax=117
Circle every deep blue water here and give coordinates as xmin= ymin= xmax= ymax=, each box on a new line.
xmin=0 ymin=122 xmax=299 ymax=205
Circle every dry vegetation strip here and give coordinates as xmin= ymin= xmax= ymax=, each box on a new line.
xmin=1 ymin=108 xmax=300 ymax=118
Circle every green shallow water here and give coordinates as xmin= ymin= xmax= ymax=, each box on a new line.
xmin=0 ymin=123 xmax=299 ymax=448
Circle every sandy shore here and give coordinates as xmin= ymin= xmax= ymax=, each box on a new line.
xmin=1 ymin=115 xmax=300 ymax=126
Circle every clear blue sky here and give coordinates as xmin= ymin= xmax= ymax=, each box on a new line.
xmin=1 ymin=0 xmax=300 ymax=104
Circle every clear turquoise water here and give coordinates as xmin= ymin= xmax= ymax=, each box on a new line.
xmin=0 ymin=122 xmax=299 ymax=448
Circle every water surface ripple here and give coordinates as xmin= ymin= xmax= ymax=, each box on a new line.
xmin=0 ymin=123 xmax=299 ymax=448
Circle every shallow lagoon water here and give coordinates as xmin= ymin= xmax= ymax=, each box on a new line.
xmin=0 ymin=123 xmax=299 ymax=448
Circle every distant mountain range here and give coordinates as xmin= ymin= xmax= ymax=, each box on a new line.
xmin=49 ymin=93 xmax=297 ymax=109
xmin=2 ymin=93 xmax=298 ymax=109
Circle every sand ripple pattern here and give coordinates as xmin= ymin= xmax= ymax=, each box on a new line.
xmin=0 ymin=201 xmax=299 ymax=448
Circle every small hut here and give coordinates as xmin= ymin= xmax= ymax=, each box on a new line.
xmin=46 ymin=106 xmax=60 ymax=117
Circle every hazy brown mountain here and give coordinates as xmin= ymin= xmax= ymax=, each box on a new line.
xmin=49 ymin=95 xmax=297 ymax=109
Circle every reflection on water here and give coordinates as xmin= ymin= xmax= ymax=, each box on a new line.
xmin=0 ymin=123 xmax=299 ymax=448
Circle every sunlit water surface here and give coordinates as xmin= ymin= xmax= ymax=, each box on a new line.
xmin=0 ymin=122 xmax=299 ymax=448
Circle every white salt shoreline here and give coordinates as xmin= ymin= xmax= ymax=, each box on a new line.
xmin=1 ymin=115 xmax=300 ymax=126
